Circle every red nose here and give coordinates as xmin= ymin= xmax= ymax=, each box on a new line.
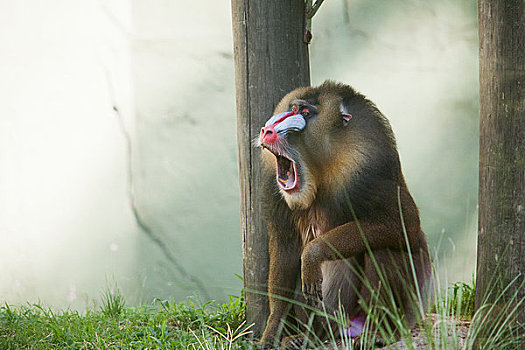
xmin=260 ymin=126 xmax=278 ymax=144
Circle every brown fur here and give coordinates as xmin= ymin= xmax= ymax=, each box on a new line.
xmin=258 ymin=82 xmax=432 ymax=347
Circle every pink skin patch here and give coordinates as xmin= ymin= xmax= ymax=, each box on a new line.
xmin=260 ymin=127 xmax=278 ymax=144
xmin=343 ymin=315 xmax=365 ymax=338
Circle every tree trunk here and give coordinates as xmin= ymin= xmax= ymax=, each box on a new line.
xmin=231 ymin=0 xmax=310 ymax=338
xmin=476 ymin=0 xmax=525 ymax=326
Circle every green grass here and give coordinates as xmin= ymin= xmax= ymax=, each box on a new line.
xmin=431 ymin=274 xmax=476 ymax=320
xmin=1 ymin=265 xmax=524 ymax=350
xmin=0 ymin=293 xmax=253 ymax=350
xmin=1 ymin=278 xmax=523 ymax=349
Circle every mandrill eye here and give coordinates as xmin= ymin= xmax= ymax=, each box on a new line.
xmin=301 ymin=109 xmax=311 ymax=117
xmin=291 ymin=105 xmax=299 ymax=114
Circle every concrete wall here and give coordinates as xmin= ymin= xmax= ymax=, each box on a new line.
xmin=0 ymin=0 xmax=478 ymax=309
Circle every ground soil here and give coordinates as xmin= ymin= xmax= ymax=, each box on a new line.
xmin=379 ymin=314 xmax=470 ymax=349
xmin=326 ymin=314 xmax=471 ymax=349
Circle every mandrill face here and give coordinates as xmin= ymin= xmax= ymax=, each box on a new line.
xmin=257 ymin=81 xmax=394 ymax=210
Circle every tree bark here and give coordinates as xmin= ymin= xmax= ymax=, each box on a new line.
xmin=231 ymin=0 xmax=310 ymax=338
xmin=476 ymin=0 xmax=525 ymax=326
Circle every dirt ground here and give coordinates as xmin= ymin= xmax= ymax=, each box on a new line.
xmin=325 ymin=314 xmax=471 ymax=349
xmin=378 ymin=314 xmax=470 ymax=349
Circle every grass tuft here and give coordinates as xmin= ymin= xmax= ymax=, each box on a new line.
xmin=447 ymin=278 xmax=476 ymax=319
xmin=0 ymin=292 xmax=254 ymax=350
xmin=100 ymin=284 xmax=126 ymax=318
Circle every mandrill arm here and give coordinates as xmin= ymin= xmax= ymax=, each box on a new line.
xmin=301 ymin=191 xmax=422 ymax=301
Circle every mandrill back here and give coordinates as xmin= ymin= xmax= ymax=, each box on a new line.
xmin=257 ymin=81 xmax=432 ymax=347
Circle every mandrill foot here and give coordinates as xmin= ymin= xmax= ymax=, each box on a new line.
xmin=280 ymin=334 xmax=309 ymax=350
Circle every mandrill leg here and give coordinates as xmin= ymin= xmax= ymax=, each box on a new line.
xmin=356 ymin=247 xmax=433 ymax=339
xmin=284 ymin=258 xmax=364 ymax=347
xmin=259 ymin=230 xmax=302 ymax=347
xmin=286 ymin=247 xmax=432 ymax=346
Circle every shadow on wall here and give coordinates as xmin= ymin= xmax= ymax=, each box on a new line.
xmin=125 ymin=0 xmax=241 ymax=302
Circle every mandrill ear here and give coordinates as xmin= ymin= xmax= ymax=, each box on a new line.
xmin=340 ymin=103 xmax=352 ymax=127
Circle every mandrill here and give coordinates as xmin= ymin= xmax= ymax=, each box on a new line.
xmin=257 ymin=81 xmax=432 ymax=348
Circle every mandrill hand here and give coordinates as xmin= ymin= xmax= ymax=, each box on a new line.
xmin=301 ymin=243 xmax=323 ymax=304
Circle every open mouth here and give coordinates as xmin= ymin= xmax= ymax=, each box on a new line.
xmin=275 ymin=154 xmax=297 ymax=191
xmin=262 ymin=146 xmax=298 ymax=192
